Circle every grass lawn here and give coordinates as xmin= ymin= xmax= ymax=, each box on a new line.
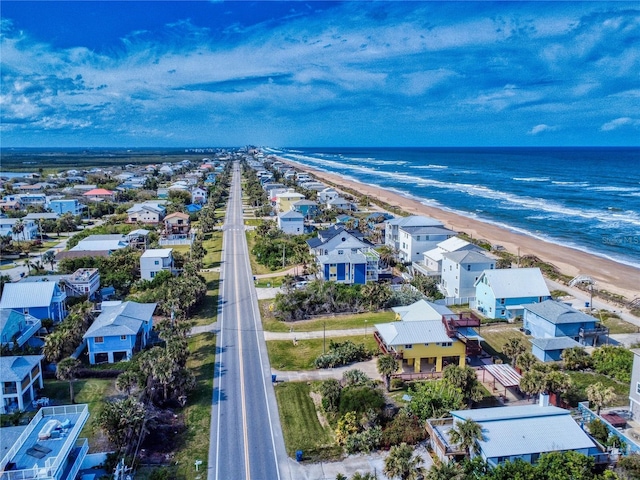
xmin=42 ymin=378 xmax=117 ymax=452
xmin=255 ymin=276 xmax=286 ymax=288
xmin=478 ymin=322 xmax=528 ymax=363
xmin=172 ymin=332 xmax=216 ymax=478
xmin=202 ymin=231 xmax=223 ymax=269
xmin=274 ymin=382 xmax=342 ymax=461
xmin=599 ymin=312 xmax=639 ymax=335
xmin=267 ymin=335 xmax=380 ymax=370
xmin=190 ymin=271 xmax=219 ymax=327
xmin=245 ymin=230 xmax=290 ymax=276
xmin=244 ymin=218 xmax=262 ymax=226
xmin=566 ymin=371 xmax=629 ymax=407
xmin=260 ymin=302 xmax=396 ymax=333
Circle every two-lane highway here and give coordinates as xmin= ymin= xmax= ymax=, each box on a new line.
xmin=209 ymin=162 xmax=287 ymax=479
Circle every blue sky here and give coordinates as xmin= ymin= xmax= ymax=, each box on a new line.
xmin=1 ymin=1 xmax=638 ymax=147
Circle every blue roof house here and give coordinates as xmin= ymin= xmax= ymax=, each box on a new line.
xmin=427 ymin=395 xmax=604 ymax=467
xmin=83 ymin=301 xmax=156 ymax=364
xmin=523 ymin=300 xmax=608 ymax=361
xmin=0 ymin=310 xmax=42 ymax=348
xmin=474 ymin=268 xmax=551 ymax=320
xmin=0 ymin=282 xmax=67 ymax=322
xmin=48 ymin=198 xmax=86 ymax=216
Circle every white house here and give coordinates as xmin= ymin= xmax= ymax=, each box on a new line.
xmin=140 ymin=248 xmax=174 ymax=280
xmin=277 ymin=210 xmax=304 ymax=235
xmin=318 ymin=187 xmax=340 ymax=203
xmin=326 ymin=197 xmax=351 ymax=210
xmin=0 ymin=218 xmax=39 ymax=242
xmin=127 ymin=202 xmax=166 ymax=224
xmin=191 ymin=186 xmax=208 ymax=204
xmin=385 ymin=215 xmax=456 ymax=264
xmin=422 ymin=237 xmax=482 ymax=274
xmin=441 ymin=250 xmax=496 ymax=299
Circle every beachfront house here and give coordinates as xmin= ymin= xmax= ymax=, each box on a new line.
xmin=523 ymin=300 xmax=608 ymax=362
xmin=420 ymin=237 xmax=483 ymax=275
xmin=326 ymin=196 xmax=352 ymax=211
xmin=140 ymin=248 xmax=175 ymax=280
xmin=83 ymin=301 xmax=156 ymax=364
xmin=440 ymin=250 xmax=496 ymax=300
xmin=277 ymin=210 xmax=305 ymax=235
xmin=385 ymin=215 xmax=456 ymax=264
xmin=474 ymin=267 xmax=551 ymax=320
xmin=0 ymin=310 xmax=42 ymax=348
xmin=0 ymin=282 xmax=67 ymax=322
xmin=0 ymin=355 xmax=44 ymax=413
xmin=318 ymin=187 xmax=340 ymax=203
xmin=426 ymin=396 xmax=604 ymax=467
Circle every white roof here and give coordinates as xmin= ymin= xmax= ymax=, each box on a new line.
xmin=0 ymin=282 xmax=59 ymax=309
xmin=71 ymin=235 xmax=129 ymax=252
xmin=278 ymin=210 xmax=304 ymax=219
xmin=475 ymin=267 xmax=550 ymax=298
xmin=141 ymin=248 xmax=173 ymax=258
xmin=392 ymin=299 xmax=453 ymax=322
xmin=375 ymin=320 xmax=453 ymax=346
xmin=451 ymin=405 xmax=596 ymax=459
xmin=442 ymin=250 xmax=493 ymax=265
xmin=437 ymin=236 xmax=472 ymax=251
xmin=386 ymin=215 xmax=443 ymax=228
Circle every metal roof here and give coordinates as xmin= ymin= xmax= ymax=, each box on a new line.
xmin=375 ymin=320 xmax=453 ymax=346
xmin=0 ymin=355 xmax=44 ymax=383
xmin=483 ymin=364 xmax=522 ymax=388
xmin=279 ymin=210 xmax=304 ymax=219
xmin=475 ymin=267 xmax=550 ymax=298
xmin=451 ymin=405 xmax=596 ymax=459
xmin=442 ymin=250 xmax=493 ymax=264
xmin=530 ymin=336 xmax=583 ymax=351
xmin=141 ymin=248 xmax=173 ymax=258
xmin=523 ymin=300 xmax=595 ymax=325
xmin=0 ymin=282 xmax=60 ymax=309
xmin=386 ymin=215 xmax=442 ymax=227
xmin=392 ymin=299 xmax=453 ymax=322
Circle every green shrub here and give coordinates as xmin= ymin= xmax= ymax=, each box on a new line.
xmin=344 ymin=426 xmax=382 ymax=454
xmin=380 ymin=409 xmax=426 ymax=449
xmin=339 ymin=386 xmax=385 ymax=416
xmin=591 ymin=345 xmax=633 ymax=383
xmin=390 ymin=378 xmax=405 ymax=390
xmin=589 ymin=419 xmax=608 ymax=444
xmin=314 ymin=341 xmax=371 ymax=369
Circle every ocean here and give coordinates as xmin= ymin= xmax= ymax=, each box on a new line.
xmin=266 ymin=147 xmax=640 ymax=269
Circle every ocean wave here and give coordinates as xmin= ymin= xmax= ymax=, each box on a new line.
xmin=587 ymin=186 xmax=640 ymax=192
xmin=513 ymin=177 xmax=550 ymax=182
xmin=412 ymin=164 xmax=449 ymax=170
xmin=551 ymin=181 xmax=591 ymax=187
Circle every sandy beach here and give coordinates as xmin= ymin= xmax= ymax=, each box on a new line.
xmin=279 ymin=158 xmax=639 ymax=301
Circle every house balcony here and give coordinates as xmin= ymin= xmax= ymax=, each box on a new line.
xmin=373 ymin=331 xmax=402 ymax=359
xmin=579 ymin=325 xmax=609 ymax=339
xmin=411 ymin=262 xmax=441 ymax=279
xmin=425 ymin=418 xmax=465 ymax=458
xmin=14 ymin=318 xmax=42 ymax=348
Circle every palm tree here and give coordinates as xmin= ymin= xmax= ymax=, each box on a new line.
xmin=520 ymin=369 xmax=546 ymax=402
xmin=377 ymin=245 xmax=397 ymax=269
xmin=561 ymin=347 xmax=591 ymax=370
xmin=586 ymin=382 xmax=616 ymax=415
xmin=116 ymin=371 xmax=139 ymax=396
xmin=0 ymin=274 xmax=11 ymax=297
xmin=501 ymin=337 xmax=526 ymax=366
xmin=377 ymin=354 xmax=399 ymax=391
xmin=515 ymin=351 xmax=538 ymax=372
xmin=43 ymin=332 xmax=65 ymax=362
xmin=11 ymin=219 xmax=24 ymax=247
xmin=384 ymin=442 xmax=425 ymax=480
xmin=448 ymin=418 xmax=486 ymax=457
xmin=425 ymin=460 xmax=464 ymax=480
xmin=442 ymin=365 xmax=484 ymax=407
xmin=42 ymin=250 xmax=56 ymax=271
xmin=56 ymin=357 xmax=81 ymax=403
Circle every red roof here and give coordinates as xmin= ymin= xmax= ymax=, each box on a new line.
xmin=83 ymin=188 xmax=114 ymax=196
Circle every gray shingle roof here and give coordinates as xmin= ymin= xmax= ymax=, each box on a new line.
xmin=84 ymin=301 xmax=156 ymax=339
xmin=530 ymin=336 xmax=583 ymax=351
xmin=442 ymin=250 xmax=493 ymax=264
xmin=0 ymin=282 xmax=59 ymax=309
xmin=523 ymin=300 xmax=595 ymax=325
xmin=0 ymin=355 xmax=44 ymax=383
xmin=392 ymin=299 xmax=453 ymax=322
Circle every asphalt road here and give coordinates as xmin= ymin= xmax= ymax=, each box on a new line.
xmin=208 ymin=162 xmax=288 ymax=480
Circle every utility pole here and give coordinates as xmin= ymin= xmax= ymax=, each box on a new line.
xmin=323 ymin=321 xmax=326 ymax=354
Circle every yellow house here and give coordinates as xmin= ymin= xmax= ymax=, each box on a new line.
xmin=374 ymin=320 xmax=466 ymax=373
xmin=276 ymin=190 xmax=306 ymax=212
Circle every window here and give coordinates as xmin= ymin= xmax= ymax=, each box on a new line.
xmin=23 ymin=308 xmax=29 ymax=314
xmin=440 ymin=342 xmax=453 ymax=347
xmin=338 ymin=250 xmax=344 ymax=255
xmin=416 ymin=236 xmax=420 ymax=241
xmin=404 ymin=344 xmax=413 ymax=349
xmin=500 ymin=298 xmax=505 ymax=305
xmin=456 ymin=264 xmax=459 ymax=270
xmin=121 ymin=335 xmax=127 ymax=341
xmin=467 ymin=265 xmax=471 ymax=271
xmin=150 ymin=271 xmax=156 ymax=278
xmin=636 ymin=382 xmax=640 ymax=395
xmin=95 ymin=336 xmax=104 ymax=344
xmin=154 ymin=260 xmax=160 ymax=265
xmin=501 ymin=310 xmax=505 ymax=316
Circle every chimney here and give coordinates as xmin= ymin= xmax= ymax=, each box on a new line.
xmin=539 ymin=393 xmax=550 ymax=407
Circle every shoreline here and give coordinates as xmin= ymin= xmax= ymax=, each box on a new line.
xmin=278 ymin=158 xmax=640 ymax=301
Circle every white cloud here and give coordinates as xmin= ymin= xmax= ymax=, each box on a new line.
xmin=528 ymin=124 xmax=558 ymax=135
xmin=600 ymin=117 xmax=639 ymax=131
